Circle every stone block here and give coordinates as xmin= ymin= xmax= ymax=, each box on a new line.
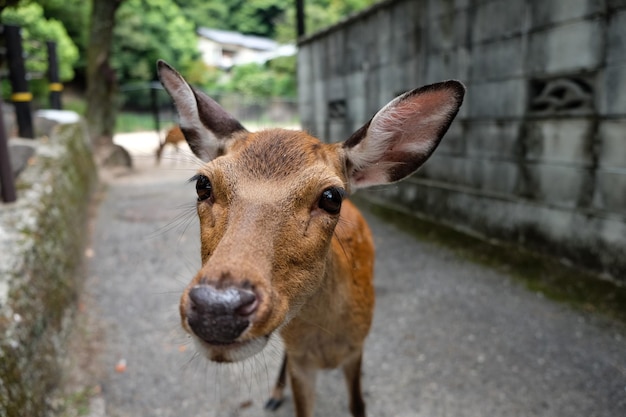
xmin=593 ymin=170 xmax=626 ymax=214
xmin=297 ymin=48 xmax=313 ymax=89
xmin=326 ymin=77 xmax=346 ymax=101
xmin=598 ymin=64 xmax=626 ymax=115
xmin=391 ymin=24 xmax=418 ymax=64
xmin=526 ymin=19 xmax=604 ymax=75
xmin=528 ymin=164 xmax=590 ymax=208
xmin=466 ymin=79 xmax=527 ymax=119
xmin=390 ymin=1 xmax=418 ymax=35
xmin=346 ymin=23 xmax=367 ymax=73
xmin=312 ymin=80 xmax=326 ymax=138
xmin=424 ymin=48 xmax=470 ymax=85
xmin=7 ymin=139 xmax=36 ymax=179
xmin=607 ymin=10 xmax=626 ymax=65
xmin=608 ymin=0 xmax=626 ymax=11
xmin=426 ymin=0 xmax=470 ymax=19
xmin=344 ymin=72 xmax=366 ymax=125
xmin=387 ymin=64 xmax=412 ymax=98
xmin=471 ymin=37 xmax=525 ymax=82
xmin=466 ymin=159 xmax=520 ymax=195
xmin=523 ymin=119 xmax=595 ymax=165
xmin=471 ymin=0 xmax=526 ymax=43
xmin=427 ymin=9 xmax=468 ymax=52
xmin=298 ymin=101 xmax=315 ymax=134
xmin=436 ymin=120 xmax=466 ymax=156
xmin=417 ymin=154 xmax=469 ymax=186
xmin=312 ymin=41 xmax=327 ymax=80
xmin=465 ymin=120 xmax=520 ymax=158
xmin=327 ymin=31 xmax=346 ymax=75
xmin=377 ymin=65 xmax=395 ymax=105
xmin=347 ymin=94 xmax=367 ymax=133
xmin=365 ymin=68 xmax=382 ymax=116
xmin=598 ymin=120 xmax=626 ymax=169
xmin=376 ymin=35 xmax=393 ymax=67
xmin=528 ymin=0 xmax=605 ymax=28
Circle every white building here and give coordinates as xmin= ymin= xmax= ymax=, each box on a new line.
xmin=197 ymin=28 xmax=296 ymax=70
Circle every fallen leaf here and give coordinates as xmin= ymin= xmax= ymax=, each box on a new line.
xmin=115 ymin=358 xmax=127 ymax=373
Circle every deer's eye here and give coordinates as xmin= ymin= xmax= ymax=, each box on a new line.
xmin=318 ymin=187 xmax=345 ymax=215
xmin=194 ymin=175 xmax=212 ymax=202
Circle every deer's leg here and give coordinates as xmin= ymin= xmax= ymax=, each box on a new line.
xmin=288 ymin=359 xmax=318 ymax=417
xmin=265 ymin=354 xmax=288 ymax=411
xmin=343 ymin=352 xmax=366 ymax=417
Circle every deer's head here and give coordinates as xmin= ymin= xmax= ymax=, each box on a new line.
xmin=158 ymin=60 xmax=464 ymax=363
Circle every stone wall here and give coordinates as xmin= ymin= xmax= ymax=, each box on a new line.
xmin=0 ymin=120 xmax=96 ymax=417
xmin=298 ymin=0 xmax=626 ymax=281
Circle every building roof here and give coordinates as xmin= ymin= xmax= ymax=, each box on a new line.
xmin=197 ymin=27 xmax=278 ymax=51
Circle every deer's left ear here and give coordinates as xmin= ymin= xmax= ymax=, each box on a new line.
xmin=157 ymin=60 xmax=247 ymax=161
xmin=342 ymin=81 xmax=465 ymax=190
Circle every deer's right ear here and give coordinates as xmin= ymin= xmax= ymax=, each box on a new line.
xmin=342 ymin=80 xmax=465 ymax=190
xmin=157 ymin=60 xmax=247 ymax=161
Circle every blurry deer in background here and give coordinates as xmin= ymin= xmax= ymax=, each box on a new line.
xmin=157 ymin=60 xmax=464 ymax=417
xmin=155 ymin=124 xmax=185 ymax=165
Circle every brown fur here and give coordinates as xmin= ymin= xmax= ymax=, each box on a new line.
xmin=155 ymin=125 xmax=185 ymax=164
xmin=157 ymin=58 xmax=464 ymax=417
xmin=178 ymin=130 xmax=373 ymax=416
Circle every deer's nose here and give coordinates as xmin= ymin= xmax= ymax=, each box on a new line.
xmin=186 ymin=285 xmax=258 ymax=344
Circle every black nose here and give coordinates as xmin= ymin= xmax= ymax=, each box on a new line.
xmin=186 ymin=285 xmax=258 ymax=344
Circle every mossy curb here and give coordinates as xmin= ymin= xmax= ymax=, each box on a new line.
xmin=353 ymin=193 xmax=626 ymax=325
xmin=0 ymin=122 xmax=97 ymax=417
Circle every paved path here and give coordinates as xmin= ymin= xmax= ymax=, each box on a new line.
xmin=84 ymin=132 xmax=626 ymax=417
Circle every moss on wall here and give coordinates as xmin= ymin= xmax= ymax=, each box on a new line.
xmin=0 ymin=122 xmax=96 ymax=417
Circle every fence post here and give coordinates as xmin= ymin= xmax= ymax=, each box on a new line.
xmin=0 ymin=97 xmax=17 ymax=203
xmin=296 ymin=0 xmax=306 ymax=38
xmin=47 ymin=41 xmax=62 ymax=110
xmin=5 ymin=24 xmax=34 ymax=138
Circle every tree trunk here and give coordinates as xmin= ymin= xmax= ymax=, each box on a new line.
xmin=85 ymin=0 xmax=123 ymax=149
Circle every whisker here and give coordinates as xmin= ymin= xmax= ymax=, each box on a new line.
xmin=144 ymin=203 xmax=197 ymax=240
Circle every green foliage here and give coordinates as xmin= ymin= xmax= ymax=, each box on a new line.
xmin=209 ymin=55 xmax=296 ymax=99
xmin=267 ymin=55 xmax=297 ymax=97
xmin=1 ymin=0 xmax=377 ymax=103
xmin=225 ymin=63 xmax=276 ymax=97
xmin=275 ymin=0 xmax=378 ymax=42
xmin=173 ymin=0 xmax=288 ymax=38
xmin=37 ymin=0 xmax=91 ymax=72
xmin=172 ymin=0 xmax=229 ymax=31
xmin=113 ymin=0 xmax=201 ymax=84
xmin=1 ymin=3 xmax=79 ymax=81
xmin=228 ymin=0 xmax=288 ymax=38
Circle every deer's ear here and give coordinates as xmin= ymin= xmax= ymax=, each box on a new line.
xmin=157 ymin=60 xmax=247 ymax=161
xmin=342 ymin=81 xmax=465 ymax=190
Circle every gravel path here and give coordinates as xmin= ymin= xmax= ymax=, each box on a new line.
xmin=83 ymin=132 xmax=626 ymax=417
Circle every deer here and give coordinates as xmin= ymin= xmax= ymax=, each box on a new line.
xmin=157 ymin=59 xmax=465 ymax=417
xmin=155 ymin=124 xmax=186 ymax=164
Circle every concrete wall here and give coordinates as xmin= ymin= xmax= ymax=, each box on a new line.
xmin=0 ymin=119 xmax=96 ymax=416
xmin=298 ymin=0 xmax=626 ymax=281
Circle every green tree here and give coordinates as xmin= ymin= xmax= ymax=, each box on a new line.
xmin=172 ymin=0 xmax=229 ymax=30
xmin=0 ymin=0 xmax=21 ymax=15
xmin=85 ymin=0 xmax=124 ymax=149
xmin=218 ymin=55 xmax=296 ymax=99
xmin=225 ymin=63 xmax=276 ymax=97
xmin=1 ymin=3 xmax=79 ymax=81
xmin=275 ymin=0 xmax=378 ymax=42
xmin=228 ymin=0 xmax=288 ymax=38
xmin=112 ymin=0 xmax=200 ymax=84
xmin=37 ymin=0 xmax=91 ymax=78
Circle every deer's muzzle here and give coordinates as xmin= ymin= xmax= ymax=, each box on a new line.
xmin=185 ymin=285 xmax=258 ymax=345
